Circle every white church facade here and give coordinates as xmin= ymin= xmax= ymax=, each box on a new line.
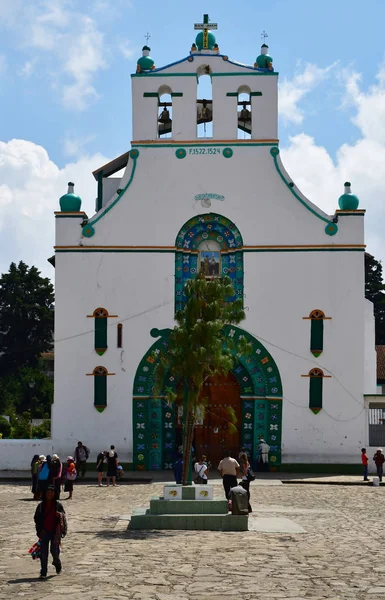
xmin=51 ymin=17 xmax=377 ymax=469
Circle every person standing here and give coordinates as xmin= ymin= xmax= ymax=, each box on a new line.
xmin=51 ymin=454 xmax=62 ymax=498
xmin=239 ymin=452 xmax=253 ymax=513
xmin=37 ymin=456 xmax=50 ymax=498
xmin=218 ymin=450 xmax=240 ymax=499
xmin=106 ymin=446 xmax=118 ymax=487
xmin=34 ymin=485 xmax=67 ymax=579
xmin=63 ymin=456 xmax=76 ymax=500
xmin=74 ymin=441 xmax=89 ymax=478
xmin=96 ymin=450 xmax=107 ymax=486
xmin=194 ymin=455 xmax=209 ymax=484
xmin=373 ymin=448 xmax=385 ymax=482
xmin=361 ymin=448 xmax=369 ymax=481
xmin=31 ymin=455 xmax=40 ymax=500
xmin=259 ymin=439 xmax=270 ymax=470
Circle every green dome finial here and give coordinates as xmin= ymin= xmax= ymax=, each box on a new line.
xmin=255 ymin=42 xmax=274 ymax=71
xmin=136 ymin=45 xmax=155 ymax=73
xmin=194 ymin=13 xmax=218 ymax=51
xmin=59 ymin=182 xmax=82 ymax=212
xmin=338 ymin=182 xmax=360 ymax=210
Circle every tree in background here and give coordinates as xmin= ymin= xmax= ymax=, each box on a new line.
xmin=155 ymin=274 xmax=250 ymax=485
xmin=0 ymin=261 xmax=54 ymax=376
xmin=365 ymin=253 xmax=385 ymax=345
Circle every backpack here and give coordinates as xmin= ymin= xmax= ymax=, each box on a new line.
xmin=38 ymin=463 xmax=49 ymax=481
xmin=246 ymin=467 xmax=256 ymax=482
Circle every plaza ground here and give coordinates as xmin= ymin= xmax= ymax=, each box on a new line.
xmin=1 ymin=479 xmax=385 ymax=600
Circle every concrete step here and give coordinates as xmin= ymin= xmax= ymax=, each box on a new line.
xmin=150 ymin=497 xmax=228 ymax=515
xmin=129 ymin=512 xmax=248 ymax=531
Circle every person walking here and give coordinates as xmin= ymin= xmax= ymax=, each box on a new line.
xmin=33 ymin=485 xmax=67 ymax=579
xmin=106 ymin=446 xmax=118 ymax=487
xmin=194 ymin=455 xmax=209 ymax=484
xmin=63 ymin=456 xmax=76 ymax=500
xmin=218 ymin=450 xmax=240 ymax=499
xmin=373 ymin=448 xmax=385 ymax=482
xmin=37 ymin=456 xmax=50 ymax=498
xmin=74 ymin=441 xmax=90 ymax=478
xmin=96 ymin=450 xmax=107 ymax=486
xmin=361 ymin=448 xmax=369 ymax=481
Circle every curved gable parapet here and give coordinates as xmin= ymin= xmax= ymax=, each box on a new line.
xmin=82 ymin=149 xmax=140 ymax=238
xmin=132 ymin=54 xmax=277 ymax=77
xmin=270 ymin=147 xmax=338 ymax=237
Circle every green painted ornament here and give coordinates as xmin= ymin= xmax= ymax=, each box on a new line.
xmin=195 ymin=30 xmax=216 ymax=50
xmin=59 ymin=182 xmax=82 ymax=212
xmin=338 ymin=182 xmax=360 ymax=210
xmin=137 ymin=46 xmax=155 ymax=72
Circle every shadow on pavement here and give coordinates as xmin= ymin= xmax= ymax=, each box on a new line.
xmin=94 ymin=529 xmax=180 ymax=540
xmin=8 ymin=576 xmax=54 ymax=584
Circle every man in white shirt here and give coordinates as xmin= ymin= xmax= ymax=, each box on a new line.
xmin=259 ymin=439 xmax=270 ymax=465
xmin=218 ymin=450 xmax=240 ymax=499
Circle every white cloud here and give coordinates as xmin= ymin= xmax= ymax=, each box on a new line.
xmin=63 ymin=132 xmax=97 ymax=157
xmin=2 ymin=0 xmax=108 ymax=111
xmin=0 ymin=139 xmax=109 ymax=280
xmin=279 ymin=62 xmax=337 ymax=124
xmin=119 ymin=40 xmax=136 ymax=61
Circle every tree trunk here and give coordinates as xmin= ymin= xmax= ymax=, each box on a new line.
xmin=182 ymin=408 xmax=195 ymax=485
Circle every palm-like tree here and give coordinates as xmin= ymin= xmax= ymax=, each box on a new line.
xmin=155 ymin=273 xmax=249 ymax=485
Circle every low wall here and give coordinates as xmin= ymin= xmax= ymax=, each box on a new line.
xmin=0 ymin=440 xmax=54 ymax=469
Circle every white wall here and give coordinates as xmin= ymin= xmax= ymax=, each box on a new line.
xmin=0 ymin=440 xmax=54 ymax=470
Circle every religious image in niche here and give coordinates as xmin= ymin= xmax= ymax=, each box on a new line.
xmin=201 ymin=251 xmax=220 ymax=277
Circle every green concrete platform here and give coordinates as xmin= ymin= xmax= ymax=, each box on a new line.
xmin=150 ymin=497 xmax=228 ymax=515
xmin=129 ymin=508 xmax=248 ymax=531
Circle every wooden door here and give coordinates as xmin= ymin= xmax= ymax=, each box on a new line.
xmin=194 ymin=372 xmax=241 ymax=467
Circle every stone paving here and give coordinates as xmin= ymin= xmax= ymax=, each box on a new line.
xmin=1 ymin=480 xmax=385 ymax=599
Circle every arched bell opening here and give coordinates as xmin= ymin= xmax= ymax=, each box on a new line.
xmin=158 ymin=85 xmax=172 ymax=138
xmin=197 ymin=65 xmax=213 ymax=138
xmin=237 ymin=85 xmax=251 ymax=139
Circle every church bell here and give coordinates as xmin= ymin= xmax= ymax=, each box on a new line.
xmin=197 ymin=99 xmax=213 ymax=124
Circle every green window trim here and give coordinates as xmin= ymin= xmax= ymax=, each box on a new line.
xmin=310 ymin=319 xmax=324 ymax=357
xmin=95 ymin=315 xmax=107 ymax=355
xmin=94 ymin=369 xmax=107 ymax=413
xmin=309 ymin=376 xmax=323 ymax=414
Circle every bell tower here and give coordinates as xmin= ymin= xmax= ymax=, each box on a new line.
xmin=131 ymin=16 xmax=278 ymax=143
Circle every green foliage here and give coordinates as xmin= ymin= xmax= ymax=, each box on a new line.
xmin=365 ymin=253 xmax=385 ymax=344
xmin=0 ymin=367 xmax=53 ymax=418
xmin=33 ymin=419 xmax=51 ymax=439
xmin=0 ymin=261 xmax=54 ymax=377
xmin=155 ymin=274 xmax=249 ymax=483
xmin=0 ymin=416 xmax=11 ymax=438
xmin=10 ymin=412 xmax=32 ymax=439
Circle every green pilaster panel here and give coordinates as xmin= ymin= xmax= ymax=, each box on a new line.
xmin=241 ymin=398 xmax=255 ymax=456
xmin=253 ymin=399 xmax=267 ymax=460
xmin=133 ymin=399 xmax=149 ymax=470
xmin=310 ymin=319 xmax=324 ymax=357
xmin=162 ymin=399 xmax=175 ymax=469
xmin=266 ymin=400 xmax=282 ymax=466
xmin=94 ymin=375 xmax=107 ymax=412
xmin=148 ymin=399 xmax=163 ymax=470
xmin=310 ymin=377 xmax=323 ymax=414
xmin=95 ymin=318 xmax=107 ymax=355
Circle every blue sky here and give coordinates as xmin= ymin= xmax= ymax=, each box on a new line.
xmin=1 ymin=0 xmax=385 ymax=279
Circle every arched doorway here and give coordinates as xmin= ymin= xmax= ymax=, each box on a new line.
xmin=132 ymin=325 xmax=283 ymax=471
xmin=194 ymin=372 xmax=242 ymax=466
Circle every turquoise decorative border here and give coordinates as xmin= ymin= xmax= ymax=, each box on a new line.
xmin=174 ymin=213 xmax=244 ymax=312
xmin=132 ymin=325 xmax=283 ymax=470
xmin=82 ymin=151 xmax=140 ymax=238
xmin=270 ymin=147 xmax=338 ymax=236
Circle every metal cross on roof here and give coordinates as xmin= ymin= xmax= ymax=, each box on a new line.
xmin=194 ymin=14 xmax=218 ymax=50
xmin=144 ymin=32 xmax=151 ymax=44
xmin=261 ymin=30 xmax=268 ymax=43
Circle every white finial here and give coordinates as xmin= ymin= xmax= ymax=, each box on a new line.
xmin=68 ymin=182 xmax=75 ymax=194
